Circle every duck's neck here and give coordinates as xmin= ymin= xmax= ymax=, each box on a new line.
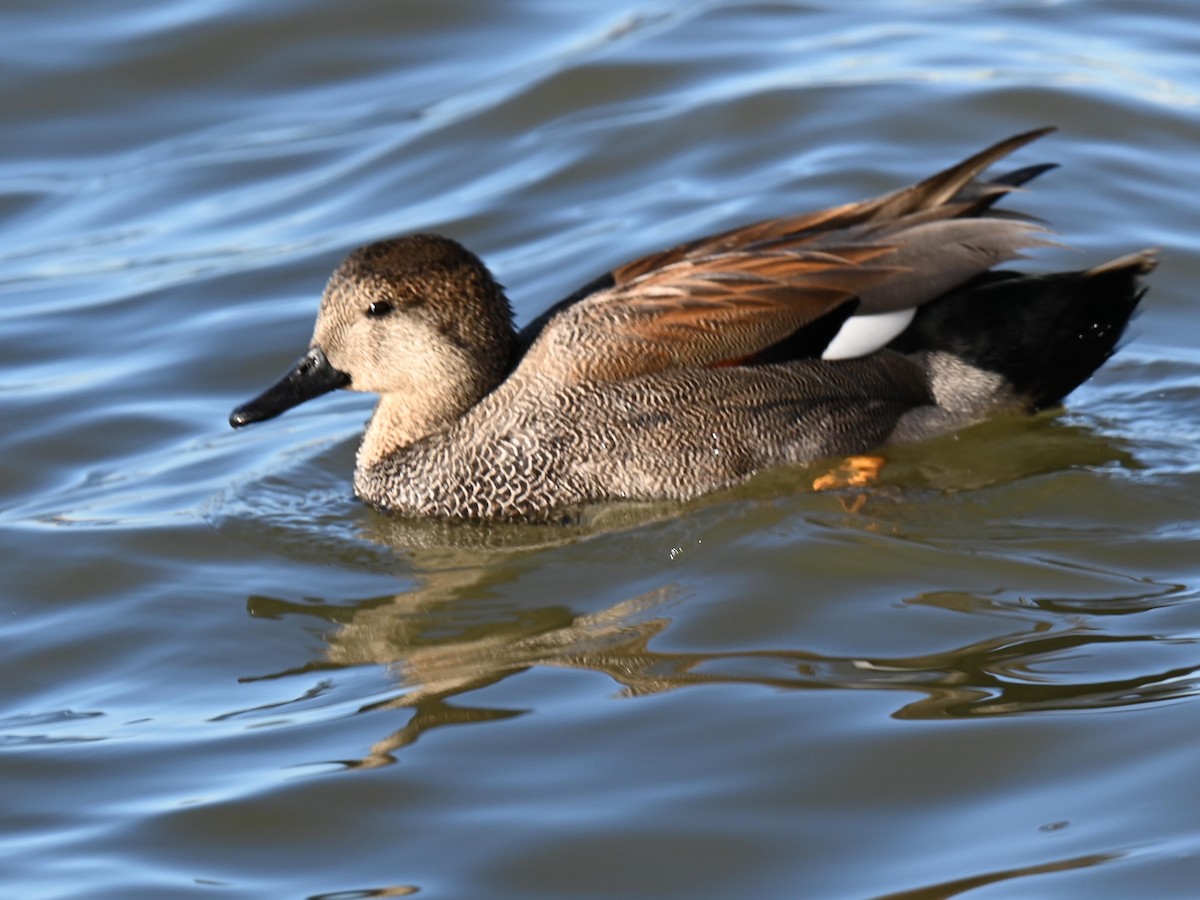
xmin=355 ymin=305 xmax=520 ymax=472
xmin=356 ymin=394 xmax=460 ymax=470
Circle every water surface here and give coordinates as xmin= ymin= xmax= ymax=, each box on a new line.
xmin=4 ymin=1 xmax=1200 ymax=897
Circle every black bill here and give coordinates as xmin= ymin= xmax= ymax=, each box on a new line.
xmin=229 ymin=346 xmax=350 ymax=428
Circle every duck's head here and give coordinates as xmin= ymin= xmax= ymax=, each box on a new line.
xmin=229 ymin=234 xmax=515 ymax=430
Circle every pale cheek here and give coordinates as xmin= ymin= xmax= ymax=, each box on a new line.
xmin=376 ymin=331 xmax=467 ymax=394
xmin=320 ymin=319 xmax=471 ymax=396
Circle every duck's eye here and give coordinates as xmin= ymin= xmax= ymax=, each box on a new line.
xmin=366 ymin=300 xmax=394 ymax=318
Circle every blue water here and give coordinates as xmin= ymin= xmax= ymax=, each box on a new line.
xmin=4 ymin=2 xmax=1200 ymax=897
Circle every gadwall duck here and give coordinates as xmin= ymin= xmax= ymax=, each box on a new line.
xmin=230 ymin=128 xmax=1154 ymax=522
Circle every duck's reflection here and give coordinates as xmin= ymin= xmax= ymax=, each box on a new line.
xmin=242 ymin=535 xmax=1197 ymax=768
xmin=877 ymin=850 xmax=1119 ymax=900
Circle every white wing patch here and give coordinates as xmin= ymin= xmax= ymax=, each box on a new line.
xmin=821 ymin=308 xmax=917 ymax=360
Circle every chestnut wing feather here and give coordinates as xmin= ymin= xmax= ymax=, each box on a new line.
xmin=516 ymin=128 xmax=1057 ymax=385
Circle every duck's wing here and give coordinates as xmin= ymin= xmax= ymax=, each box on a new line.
xmin=518 ymin=244 xmax=904 ymax=382
xmin=517 ymin=129 xmax=1058 ymax=384
xmin=611 ymin=128 xmax=1057 ymax=283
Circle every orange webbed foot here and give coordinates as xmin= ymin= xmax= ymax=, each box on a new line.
xmin=812 ymin=455 xmax=887 ymax=492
